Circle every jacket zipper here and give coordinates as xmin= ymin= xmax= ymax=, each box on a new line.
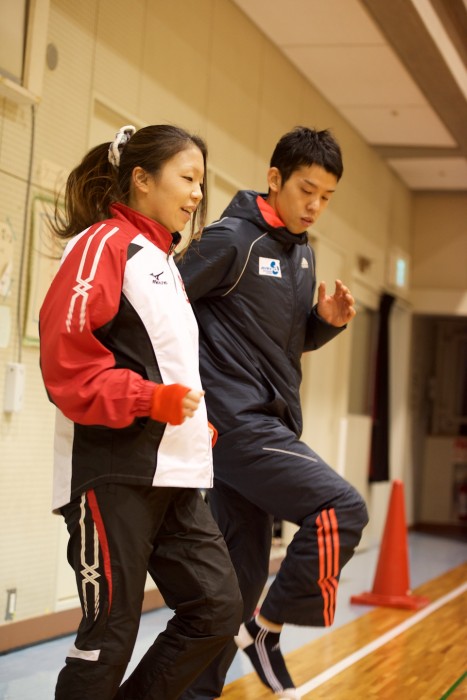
xmin=285 ymin=251 xmax=297 ymax=354
xmin=167 ymin=246 xmax=179 ymax=291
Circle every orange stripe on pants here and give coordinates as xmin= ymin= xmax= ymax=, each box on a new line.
xmin=316 ymin=508 xmax=340 ymax=626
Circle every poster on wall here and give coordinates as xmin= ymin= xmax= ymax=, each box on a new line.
xmin=0 ymin=220 xmax=14 ymax=301
xmin=24 ymin=196 xmax=64 ymax=344
xmin=0 ymin=220 xmax=14 ymax=348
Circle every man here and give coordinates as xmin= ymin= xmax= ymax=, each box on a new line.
xmin=177 ymin=126 xmax=369 ymax=700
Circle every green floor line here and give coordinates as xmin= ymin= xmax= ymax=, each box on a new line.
xmin=439 ymin=671 xmax=467 ymax=700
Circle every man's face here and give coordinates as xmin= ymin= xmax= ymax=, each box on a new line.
xmin=266 ymin=163 xmax=338 ymax=234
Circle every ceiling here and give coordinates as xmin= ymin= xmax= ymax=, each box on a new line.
xmin=231 ymin=0 xmax=467 ymax=193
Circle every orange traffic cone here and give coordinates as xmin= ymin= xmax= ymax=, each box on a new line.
xmin=351 ymin=479 xmax=430 ymax=610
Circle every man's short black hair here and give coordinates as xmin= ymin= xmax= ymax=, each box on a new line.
xmin=270 ymin=126 xmax=343 ymax=184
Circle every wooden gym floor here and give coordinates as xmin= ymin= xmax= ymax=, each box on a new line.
xmin=222 ymin=563 xmax=467 ymax=700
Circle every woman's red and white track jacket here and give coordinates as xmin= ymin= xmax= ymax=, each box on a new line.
xmin=39 ymin=202 xmax=213 ymax=511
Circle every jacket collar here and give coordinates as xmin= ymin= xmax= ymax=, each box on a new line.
xmin=255 ymin=195 xmax=308 ymax=247
xmin=221 ymin=191 xmax=308 ymax=247
xmin=110 ymin=202 xmax=181 ymax=253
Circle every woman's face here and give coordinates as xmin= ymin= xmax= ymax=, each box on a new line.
xmin=132 ymin=145 xmax=204 ymax=232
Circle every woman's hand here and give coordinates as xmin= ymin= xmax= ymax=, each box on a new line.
xmin=150 ymin=385 xmax=204 ymax=425
xmin=181 ymin=390 xmax=205 ymax=419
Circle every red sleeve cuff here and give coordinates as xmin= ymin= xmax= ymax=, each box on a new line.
xmin=150 ymin=383 xmax=190 ymax=425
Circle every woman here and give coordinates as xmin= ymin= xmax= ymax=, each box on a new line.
xmin=39 ymin=124 xmax=242 ymax=700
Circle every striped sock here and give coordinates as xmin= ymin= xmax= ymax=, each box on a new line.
xmin=235 ymin=617 xmax=300 ymax=699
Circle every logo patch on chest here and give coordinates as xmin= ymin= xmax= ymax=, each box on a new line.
xmin=259 ymin=257 xmax=282 ymax=278
xmin=150 ymin=271 xmax=168 ymax=285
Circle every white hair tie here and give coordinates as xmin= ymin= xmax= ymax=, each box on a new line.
xmin=108 ymin=125 xmax=136 ymax=168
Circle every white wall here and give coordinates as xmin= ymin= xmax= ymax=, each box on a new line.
xmin=410 ymin=192 xmax=467 ymax=315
